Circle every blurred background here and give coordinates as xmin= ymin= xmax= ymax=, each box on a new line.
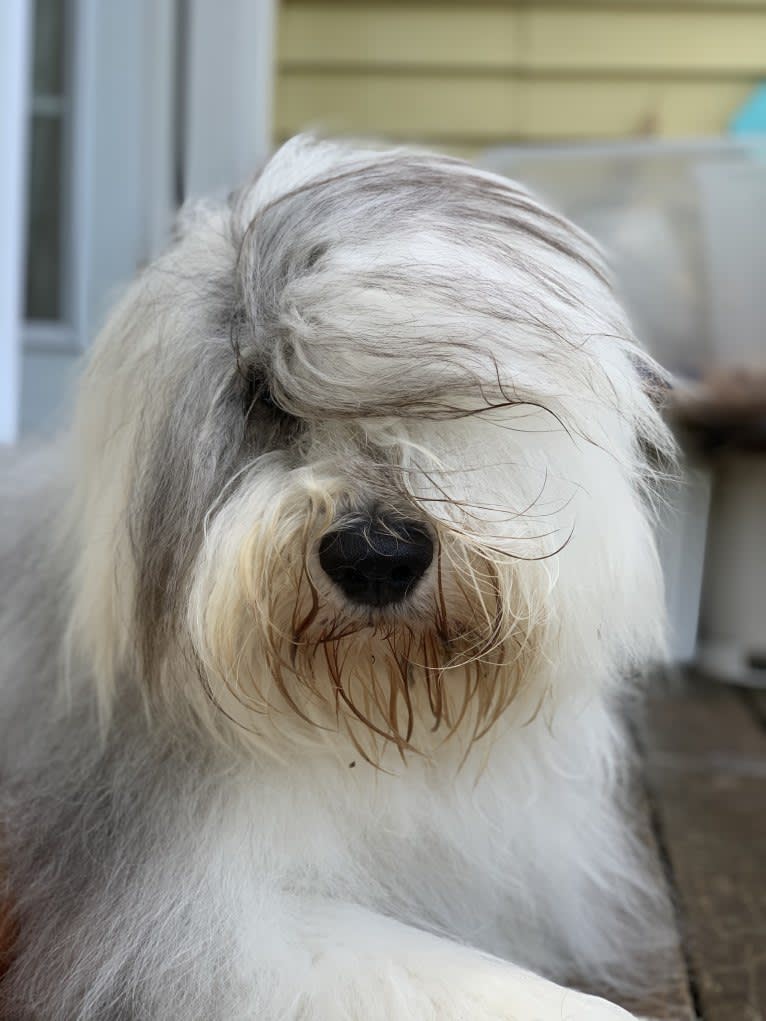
xmin=2 ymin=0 xmax=765 ymax=684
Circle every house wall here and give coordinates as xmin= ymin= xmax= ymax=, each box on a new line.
xmin=275 ymin=0 xmax=766 ymax=154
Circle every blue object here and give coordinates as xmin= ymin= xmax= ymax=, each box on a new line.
xmin=730 ymin=84 xmax=766 ymax=135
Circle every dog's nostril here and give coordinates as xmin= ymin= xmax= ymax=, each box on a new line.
xmin=390 ymin=564 xmax=414 ymax=584
xmin=318 ymin=518 xmax=433 ymax=609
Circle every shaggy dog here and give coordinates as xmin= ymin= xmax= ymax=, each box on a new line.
xmin=0 ymin=137 xmax=674 ymax=1019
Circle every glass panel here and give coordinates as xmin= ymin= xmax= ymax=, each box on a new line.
xmin=25 ymin=114 xmax=63 ymax=320
xmin=32 ymin=0 xmax=67 ymax=96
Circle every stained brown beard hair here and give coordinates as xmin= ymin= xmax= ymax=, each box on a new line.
xmin=217 ymin=543 xmax=532 ymax=766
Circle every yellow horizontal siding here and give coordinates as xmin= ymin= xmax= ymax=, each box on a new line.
xmin=281 ymin=5 xmax=766 ymax=74
xmin=285 ymin=0 xmax=766 ymax=7
xmin=280 ymin=6 xmax=520 ymax=69
xmin=276 ymin=0 xmax=766 ymax=146
xmin=277 ymin=73 xmax=755 ymax=140
xmin=525 ymin=10 xmax=766 ymax=72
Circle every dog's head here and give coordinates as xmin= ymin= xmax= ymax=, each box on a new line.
xmin=66 ymin=137 xmax=673 ymax=763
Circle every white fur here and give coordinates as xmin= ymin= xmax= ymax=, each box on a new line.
xmin=0 ymin=136 xmax=674 ymax=1019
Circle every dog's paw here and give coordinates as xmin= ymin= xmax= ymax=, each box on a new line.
xmin=299 ymin=945 xmax=637 ymax=1020
xmin=293 ymin=907 xmax=638 ymax=1020
xmin=449 ymin=958 xmax=638 ymax=1021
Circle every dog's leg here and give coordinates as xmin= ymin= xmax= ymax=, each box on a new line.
xmin=287 ymin=903 xmax=637 ymax=1021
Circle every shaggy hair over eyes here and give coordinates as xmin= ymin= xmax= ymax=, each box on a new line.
xmin=61 ymin=138 xmax=671 ymax=760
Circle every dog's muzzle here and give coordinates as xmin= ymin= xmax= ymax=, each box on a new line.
xmin=318 ymin=517 xmax=434 ymax=608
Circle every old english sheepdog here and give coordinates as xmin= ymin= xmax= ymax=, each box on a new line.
xmin=0 ymin=136 xmax=674 ymax=1019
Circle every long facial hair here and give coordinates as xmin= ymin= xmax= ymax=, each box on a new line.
xmin=186 ymin=469 xmax=552 ymax=766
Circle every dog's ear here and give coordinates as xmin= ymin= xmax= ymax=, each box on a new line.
xmin=170 ymin=198 xmax=216 ymax=244
xmin=629 ymin=353 xmax=678 ymax=474
xmin=631 ymin=353 xmax=675 ymax=409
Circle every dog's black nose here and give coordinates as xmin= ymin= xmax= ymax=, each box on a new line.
xmin=318 ymin=518 xmax=434 ymax=608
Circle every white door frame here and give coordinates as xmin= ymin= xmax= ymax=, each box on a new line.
xmin=17 ymin=0 xmax=276 ymax=436
xmin=183 ymin=0 xmax=276 ymax=200
xmin=0 ymin=0 xmax=31 ymax=444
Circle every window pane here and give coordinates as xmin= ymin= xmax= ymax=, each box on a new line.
xmin=25 ymin=114 xmax=63 ymax=320
xmin=32 ymin=0 xmax=67 ymax=96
